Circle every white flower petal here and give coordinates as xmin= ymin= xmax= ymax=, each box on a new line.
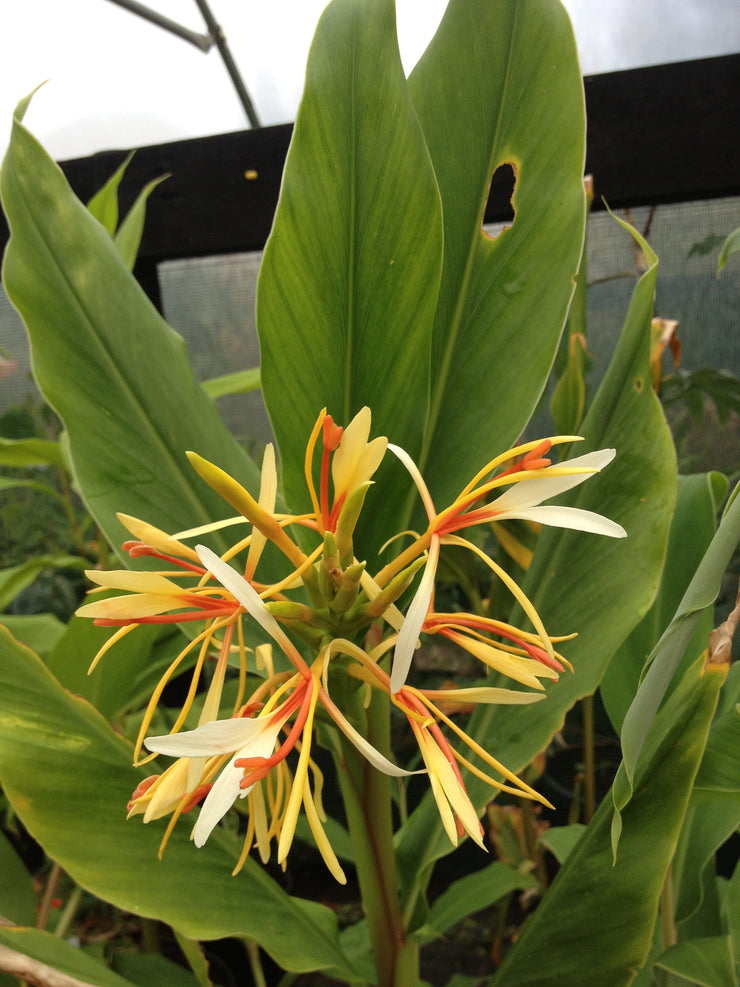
xmin=501 ymin=505 xmax=627 ymax=538
xmin=492 ymin=449 xmax=617 ymax=513
xmin=192 ymin=723 xmax=283 ymax=847
xmin=145 ymin=716 xmax=275 ymax=757
xmin=390 ymin=538 xmax=438 ymax=693
xmin=196 ymin=544 xmax=284 ymax=641
xmin=329 ymin=704 xmax=421 ymax=777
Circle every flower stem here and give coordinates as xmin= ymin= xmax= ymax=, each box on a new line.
xmin=333 ymin=691 xmax=418 ymax=986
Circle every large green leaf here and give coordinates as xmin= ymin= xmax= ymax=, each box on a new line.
xmin=490 ymin=652 xmax=728 ymax=986
xmin=396 ymin=217 xmax=676 ymax=891
xmin=0 ymin=96 xmax=261 ymax=556
xmin=408 ymin=0 xmax=587 ymax=504
xmin=0 ymin=627 xmax=357 ymax=979
xmin=257 ymin=0 xmax=443 ymax=513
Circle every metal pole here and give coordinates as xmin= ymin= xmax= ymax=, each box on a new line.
xmin=192 ymin=0 xmax=262 ymax=128
xmin=103 ymin=0 xmax=213 ymax=52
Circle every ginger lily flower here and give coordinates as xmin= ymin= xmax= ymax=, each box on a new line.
xmin=387 ymin=438 xmax=627 ymax=692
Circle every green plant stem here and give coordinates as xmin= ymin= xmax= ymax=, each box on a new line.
xmin=53 ymin=884 xmax=83 ymax=938
xmin=333 ymin=692 xmax=418 ymax=986
xmin=35 ymin=862 xmax=62 ymax=930
xmin=660 ymin=864 xmax=677 ymax=952
xmin=244 ymin=937 xmax=268 ymax=987
xmin=582 ymin=694 xmax=595 ymax=822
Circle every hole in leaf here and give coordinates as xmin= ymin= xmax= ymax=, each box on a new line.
xmin=483 ymin=161 xmax=517 ymax=238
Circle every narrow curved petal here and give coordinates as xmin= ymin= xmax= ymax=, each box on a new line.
xmin=390 ymin=536 xmax=439 ymax=693
xmin=321 ymin=690 xmax=421 ymax=777
xmin=196 ymin=544 xmax=281 ymax=640
xmin=497 ymin=504 xmax=627 ymax=537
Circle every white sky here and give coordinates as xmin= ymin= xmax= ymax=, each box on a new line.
xmin=1 ymin=0 xmax=739 ymax=162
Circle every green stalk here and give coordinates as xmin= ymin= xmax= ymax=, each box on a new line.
xmin=333 ymin=691 xmax=418 ymax=986
xmin=582 ymin=693 xmax=595 ymax=822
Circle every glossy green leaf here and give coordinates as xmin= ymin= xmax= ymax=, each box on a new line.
xmin=257 ymin=0 xmax=443 ymax=513
xmin=612 ymin=484 xmax=740 ymax=850
xmin=0 ymin=627 xmax=358 ymax=979
xmin=408 ymin=0 xmax=586 ymax=504
xmin=0 ymin=436 xmax=64 ymax=468
xmin=0 ymin=926 xmax=136 ymax=987
xmin=396 ymin=215 xmax=675 ymax=890
xmin=490 ymin=653 xmax=727 ymax=986
xmin=601 ymin=471 xmax=727 ymax=734
xmin=86 ymin=151 xmax=134 ymax=234
xmin=0 ymin=829 xmax=36 ymax=926
xmin=423 ymin=861 xmax=538 ymax=942
xmin=1 ymin=98 xmax=261 ymax=557
xmin=654 ymin=936 xmax=737 ymax=987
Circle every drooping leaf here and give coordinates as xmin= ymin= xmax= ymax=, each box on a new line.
xmin=601 ymin=471 xmax=728 ymax=734
xmin=408 ymin=0 xmax=587 ymax=506
xmin=0 ymin=627 xmax=358 ymax=979
xmin=612 ymin=487 xmax=740 ymax=851
xmin=1 ymin=97 xmax=261 ymax=558
xmin=490 ymin=652 xmax=728 ymax=986
xmin=257 ymin=0 xmax=443 ymax=519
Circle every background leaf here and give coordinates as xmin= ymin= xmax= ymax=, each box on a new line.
xmin=600 ymin=471 xmax=727 ymax=733
xmin=0 ymin=627 xmax=358 ymax=980
xmin=408 ymin=0 xmax=587 ymax=505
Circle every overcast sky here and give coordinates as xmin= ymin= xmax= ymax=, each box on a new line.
xmin=1 ymin=0 xmax=739 ymax=162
